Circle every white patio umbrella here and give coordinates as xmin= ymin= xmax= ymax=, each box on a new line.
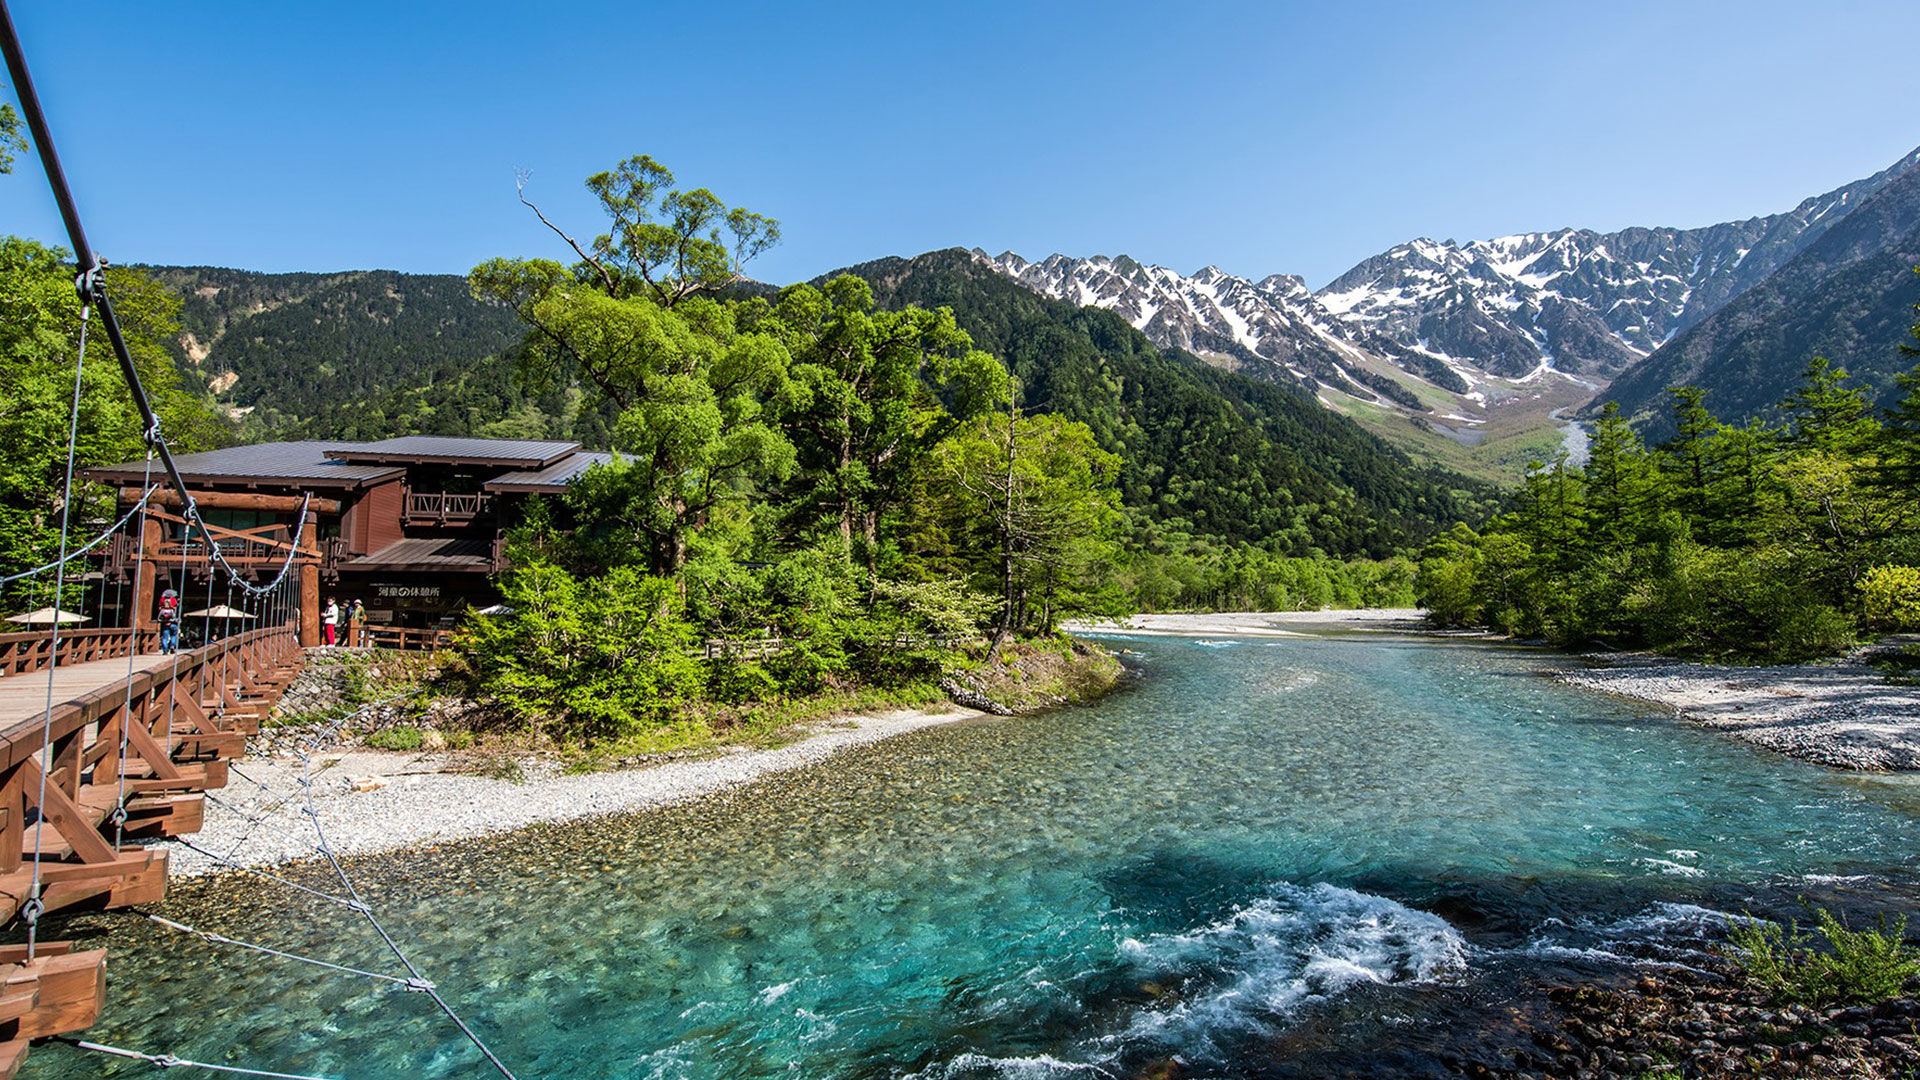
xmin=184 ymin=605 xmax=256 ymax=619
xmin=4 ymin=607 xmax=90 ymax=625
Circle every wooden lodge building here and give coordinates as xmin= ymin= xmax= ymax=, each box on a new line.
xmin=86 ymin=436 xmax=609 ymax=646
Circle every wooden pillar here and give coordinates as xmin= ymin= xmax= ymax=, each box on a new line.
xmin=298 ymin=506 xmax=321 ymax=647
xmin=134 ymin=516 xmax=160 ymax=631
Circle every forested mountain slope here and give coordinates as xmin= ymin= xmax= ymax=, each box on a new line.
xmin=837 ymin=249 xmax=1495 ymax=556
xmin=138 ymin=266 xmax=524 ymax=420
xmin=1597 ymin=160 xmax=1920 ymax=435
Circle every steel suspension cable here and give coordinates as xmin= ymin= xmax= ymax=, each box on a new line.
xmin=24 ymin=301 xmax=94 ymax=960
xmin=0 ymin=483 xmax=160 ymax=592
xmin=54 ymin=1038 xmax=342 ymax=1080
xmin=113 ymin=450 xmax=158 ymax=846
xmin=142 ymin=914 xmax=436 ymax=991
xmin=295 ymin=765 xmax=520 ymax=1080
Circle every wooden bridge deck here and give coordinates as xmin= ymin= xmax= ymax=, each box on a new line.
xmin=0 ymin=627 xmax=304 ymax=1078
xmin=0 ymin=653 xmax=176 ymax=724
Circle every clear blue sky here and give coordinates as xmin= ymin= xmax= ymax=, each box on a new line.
xmin=2 ymin=1 xmax=1917 ymax=289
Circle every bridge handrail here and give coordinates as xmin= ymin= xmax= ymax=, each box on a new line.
xmin=0 ymin=625 xmax=295 ymax=773
xmin=0 ymin=627 xmax=162 ymax=677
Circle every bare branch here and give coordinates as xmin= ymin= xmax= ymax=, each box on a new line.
xmin=518 ymin=170 xmax=619 ymax=296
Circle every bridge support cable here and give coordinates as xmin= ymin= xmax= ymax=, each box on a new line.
xmin=294 ymin=752 xmax=522 ymax=1080
xmin=54 ymin=1038 xmax=343 ymax=1080
xmin=0 ymin=483 xmax=161 ymax=594
xmin=0 ymin=3 xmax=309 ymax=606
xmin=162 ymin=687 xmax=521 ymax=1080
xmin=114 ymin=451 xmax=158 ymax=846
xmin=2 ymin=9 xmax=522 ymax=1076
xmin=23 ymin=301 xmax=95 ymax=961
xmin=140 ymin=914 xmax=436 ymax=991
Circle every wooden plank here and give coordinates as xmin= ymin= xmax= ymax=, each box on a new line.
xmin=0 ymin=943 xmax=71 ymax=965
xmin=123 ymin=488 xmax=340 ymax=513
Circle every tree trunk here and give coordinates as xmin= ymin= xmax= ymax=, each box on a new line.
xmin=988 ymin=406 xmax=1018 ymax=659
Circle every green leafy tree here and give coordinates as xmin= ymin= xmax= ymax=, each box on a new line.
xmin=935 ymin=407 xmax=1124 ymax=648
xmin=471 ymin=157 xmax=795 ymax=573
xmin=0 ymin=83 xmax=22 ymax=174
xmin=0 ymin=237 xmax=225 ymax=586
xmin=458 ymin=557 xmax=700 ymax=741
xmin=761 ymin=274 xmax=1007 ymax=568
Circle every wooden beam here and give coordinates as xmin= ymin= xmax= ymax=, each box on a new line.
xmin=0 ymin=947 xmax=106 ymax=1040
xmin=120 ymin=488 xmax=341 ymax=514
xmin=19 ymin=758 xmax=117 ymax=865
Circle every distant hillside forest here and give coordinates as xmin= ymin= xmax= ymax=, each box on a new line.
xmin=140 ymin=252 xmax=1499 ymax=565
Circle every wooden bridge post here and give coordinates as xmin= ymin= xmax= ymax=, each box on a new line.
xmin=133 ymin=516 xmax=160 ymax=632
xmin=298 ymin=506 xmax=320 ymax=647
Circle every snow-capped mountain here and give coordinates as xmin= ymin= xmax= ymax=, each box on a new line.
xmin=983 ymin=251 xmax=1468 ymax=412
xmin=979 ymin=146 xmax=1920 ymax=465
xmin=1317 ymin=147 xmax=1920 ymax=379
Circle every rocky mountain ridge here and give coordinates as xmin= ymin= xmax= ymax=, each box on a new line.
xmin=984 ymin=146 xmax=1920 ymax=414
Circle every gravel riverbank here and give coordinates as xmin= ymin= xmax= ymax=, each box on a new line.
xmin=1559 ymin=655 xmax=1920 ymax=771
xmin=174 ymin=705 xmax=983 ymax=877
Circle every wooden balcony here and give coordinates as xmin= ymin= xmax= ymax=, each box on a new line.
xmin=403 ymin=491 xmax=493 ymax=525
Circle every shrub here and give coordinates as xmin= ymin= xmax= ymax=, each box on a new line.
xmin=1726 ymin=908 xmax=1920 ymax=1006
xmin=1861 ymin=565 xmax=1920 ymax=631
xmin=459 ymin=558 xmax=701 ymax=742
xmin=365 ymin=726 xmax=424 ymax=751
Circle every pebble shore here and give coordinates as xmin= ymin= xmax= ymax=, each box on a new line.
xmin=174 ymin=705 xmax=982 ymax=877
xmin=1558 ymin=655 xmax=1920 ymax=771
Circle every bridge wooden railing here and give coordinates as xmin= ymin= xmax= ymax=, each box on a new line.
xmin=0 ymin=627 xmax=161 ymax=678
xmin=0 ymin=624 xmax=303 ymax=1077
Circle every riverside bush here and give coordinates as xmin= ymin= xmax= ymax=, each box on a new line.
xmin=1861 ymin=565 xmax=1920 ymax=631
xmin=365 ymin=726 xmax=424 ymax=751
xmin=459 ymin=559 xmax=701 ymax=742
xmin=1725 ymin=908 xmax=1920 ymax=1006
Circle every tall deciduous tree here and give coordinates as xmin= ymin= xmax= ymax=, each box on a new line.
xmin=761 ymin=274 xmax=1007 ymax=569
xmin=0 ymin=237 xmax=225 ymax=584
xmin=470 ymin=158 xmax=795 ymax=574
xmin=936 ymin=407 xmax=1123 ymax=650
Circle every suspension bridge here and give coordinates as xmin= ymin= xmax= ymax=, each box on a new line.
xmin=0 ymin=4 xmax=524 ymax=1077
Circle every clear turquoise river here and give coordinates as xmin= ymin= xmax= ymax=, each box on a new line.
xmin=32 ymin=629 xmax=1920 ymax=1079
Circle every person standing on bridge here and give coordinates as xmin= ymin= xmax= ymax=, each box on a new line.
xmin=157 ymin=589 xmax=180 ymax=654
xmin=323 ymin=596 xmax=340 ymax=646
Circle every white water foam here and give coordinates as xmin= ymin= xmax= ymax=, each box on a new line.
xmin=1636 ymin=857 xmax=1707 ymax=878
xmin=1513 ymin=901 xmax=1733 ymax=967
xmin=1108 ymin=883 xmax=1465 ymax=1060
xmin=913 ymin=883 xmax=1465 ymax=1078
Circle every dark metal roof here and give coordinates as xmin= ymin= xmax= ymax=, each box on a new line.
xmin=86 ymin=442 xmax=404 ymax=489
xmin=345 ymin=537 xmax=493 ymax=571
xmin=483 ymin=451 xmax=613 ymax=494
xmin=324 ymin=436 xmax=580 ymax=468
